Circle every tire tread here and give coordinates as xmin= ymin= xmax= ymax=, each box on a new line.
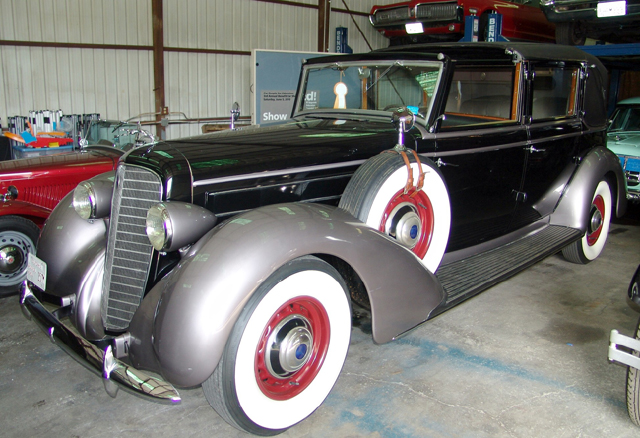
xmin=627 ymin=316 xmax=640 ymax=426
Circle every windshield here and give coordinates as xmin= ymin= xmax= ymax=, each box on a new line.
xmin=609 ymin=107 xmax=640 ymax=133
xmin=84 ymin=120 xmax=142 ymax=149
xmin=295 ymin=60 xmax=443 ymax=123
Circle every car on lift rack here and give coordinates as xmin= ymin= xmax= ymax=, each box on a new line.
xmin=21 ymin=42 xmax=625 ymax=435
xmin=0 ymin=120 xmax=150 ymax=297
xmin=369 ymin=0 xmax=556 ymax=45
xmin=540 ymin=0 xmax=640 ymax=45
xmin=607 ymin=96 xmax=640 ymax=202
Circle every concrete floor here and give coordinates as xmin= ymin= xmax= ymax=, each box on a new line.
xmin=1 ymin=205 xmax=639 ymax=438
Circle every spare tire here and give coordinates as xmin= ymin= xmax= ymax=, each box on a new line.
xmin=339 ymin=151 xmax=450 ymax=273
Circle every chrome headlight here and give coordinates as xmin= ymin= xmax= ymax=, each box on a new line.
xmin=73 ymin=180 xmax=113 ymax=220
xmin=146 ymin=203 xmax=173 ymax=252
xmin=73 ymin=182 xmax=96 ymax=220
xmin=146 ymin=202 xmax=217 ymax=252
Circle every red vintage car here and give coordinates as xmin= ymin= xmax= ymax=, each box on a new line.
xmin=0 ymin=121 xmax=148 ymax=296
xmin=370 ymin=0 xmax=556 ymax=45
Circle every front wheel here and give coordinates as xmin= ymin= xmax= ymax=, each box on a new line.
xmin=0 ymin=216 xmax=40 ymax=297
xmin=562 ymin=180 xmax=612 ymax=264
xmin=202 ymin=256 xmax=351 ymax=435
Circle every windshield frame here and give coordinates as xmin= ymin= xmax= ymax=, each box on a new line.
xmin=608 ymin=105 xmax=640 ymax=134
xmin=292 ymin=59 xmax=444 ymax=127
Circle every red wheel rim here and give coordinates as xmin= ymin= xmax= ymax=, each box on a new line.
xmin=254 ymin=296 xmax=330 ymax=400
xmin=379 ymin=188 xmax=435 ymax=259
xmin=586 ymin=194 xmax=604 ymax=246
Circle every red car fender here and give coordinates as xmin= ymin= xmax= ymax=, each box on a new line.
xmin=0 ymin=200 xmax=51 ymax=227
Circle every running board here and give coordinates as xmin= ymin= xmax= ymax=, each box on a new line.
xmin=434 ymin=225 xmax=581 ymax=312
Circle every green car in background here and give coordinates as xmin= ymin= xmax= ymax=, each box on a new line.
xmin=608 ymin=97 xmax=640 ymax=202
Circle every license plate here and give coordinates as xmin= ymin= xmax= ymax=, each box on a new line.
xmin=627 ymin=157 xmax=640 ymax=172
xmin=598 ymin=1 xmax=626 ymax=17
xmin=27 ymin=253 xmax=47 ymax=291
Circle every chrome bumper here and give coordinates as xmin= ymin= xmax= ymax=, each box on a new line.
xmin=608 ymin=329 xmax=640 ymax=370
xmin=20 ymin=282 xmax=180 ymax=403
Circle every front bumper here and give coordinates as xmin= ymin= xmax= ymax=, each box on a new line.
xmin=20 ymin=281 xmax=180 ymax=403
xmin=608 ymin=329 xmax=640 ymax=370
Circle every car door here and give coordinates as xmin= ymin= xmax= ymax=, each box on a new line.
xmin=511 ymin=61 xmax=584 ymax=230
xmin=428 ymin=63 xmax=528 ymax=252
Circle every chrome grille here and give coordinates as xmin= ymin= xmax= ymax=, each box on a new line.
xmin=372 ymin=6 xmax=410 ymax=25
xmin=101 ymin=164 xmax=162 ymax=331
xmin=416 ymin=2 xmax=458 ymax=21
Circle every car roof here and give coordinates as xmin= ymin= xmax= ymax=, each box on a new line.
xmin=617 ymin=96 xmax=640 ymax=106
xmin=305 ymin=42 xmax=602 ymax=65
xmin=380 ymin=42 xmax=599 ymax=64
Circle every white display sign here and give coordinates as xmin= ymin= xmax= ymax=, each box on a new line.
xmin=27 ymin=253 xmax=47 ymax=291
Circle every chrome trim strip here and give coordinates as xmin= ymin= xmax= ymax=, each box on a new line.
xmin=527 ymin=130 xmax=583 ymax=146
xmin=20 ymin=282 xmax=181 ymax=403
xmin=193 ymin=159 xmax=367 ymax=187
xmin=207 ymin=174 xmax=351 ymax=196
xmin=428 ymin=139 xmax=530 ymax=157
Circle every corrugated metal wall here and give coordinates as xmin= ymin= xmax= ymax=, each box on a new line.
xmin=0 ymin=0 xmax=398 ymax=140
xmin=0 ymin=0 xmax=154 ymax=126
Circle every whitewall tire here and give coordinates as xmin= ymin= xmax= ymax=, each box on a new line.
xmin=562 ymin=179 xmax=612 ymax=264
xmin=202 ymin=256 xmax=351 ymax=435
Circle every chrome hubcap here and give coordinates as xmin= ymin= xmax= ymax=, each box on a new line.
xmin=0 ymin=244 xmax=24 ymax=275
xmin=265 ymin=314 xmax=313 ymax=378
xmin=589 ymin=205 xmax=603 ymax=234
xmin=385 ymin=203 xmax=421 ymax=249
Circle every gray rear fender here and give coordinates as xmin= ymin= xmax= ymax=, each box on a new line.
xmin=139 ymin=202 xmax=444 ymax=388
xmin=550 ymin=146 xmax=626 ymax=229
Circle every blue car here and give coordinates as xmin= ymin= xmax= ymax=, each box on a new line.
xmin=608 ymin=97 xmax=640 ymax=201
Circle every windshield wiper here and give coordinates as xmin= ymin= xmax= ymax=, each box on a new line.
xmin=366 ymin=61 xmax=408 ymax=108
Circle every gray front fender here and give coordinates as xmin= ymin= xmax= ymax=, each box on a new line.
xmin=137 ymin=203 xmax=443 ymax=388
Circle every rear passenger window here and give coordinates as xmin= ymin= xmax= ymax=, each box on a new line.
xmin=531 ymin=67 xmax=579 ymax=120
xmin=443 ymin=66 xmax=519 ymax=128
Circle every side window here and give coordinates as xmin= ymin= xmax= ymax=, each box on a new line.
xmin=443 ymin=66 xmax=519 ymax=128
xmin=531 ymin=67 xmax=579 ymax=120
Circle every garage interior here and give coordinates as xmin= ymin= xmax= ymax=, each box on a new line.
xmin=1 ymin=0 xmax=640 ymax=437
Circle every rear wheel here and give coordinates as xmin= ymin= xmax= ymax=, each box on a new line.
xmin=0 ymin=216 xmax=40 ymax=297
xmin=203 ymin=256 xmax=351 ymax=435
xmin=562 ymin=180 xmax=612 ymax=264
xmin=556 ymin=21 xmax=586 ymax=45
xmin=478 ymin=12 xmax=494 ymax=41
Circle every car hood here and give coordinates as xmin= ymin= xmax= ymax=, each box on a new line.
xmin=0 ymin=148 xmax=120 ymax=183
xmin=124 ymin=116 xmax=400 ymax=201
xmin=607 ymin=132 xmax=640 ymax=157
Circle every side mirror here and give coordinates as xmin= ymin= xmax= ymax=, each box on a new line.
xmin=230 ymin=102 xmax=240 ymax=130
xmin=391 ymin=107 xmax=414 ymax=150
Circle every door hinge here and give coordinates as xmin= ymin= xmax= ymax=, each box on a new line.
xmin=512 ymin=190 xmax=528 ymax=202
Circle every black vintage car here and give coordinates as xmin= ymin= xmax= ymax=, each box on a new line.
xmin=22 ymin=42 xmax=625 ymax=435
